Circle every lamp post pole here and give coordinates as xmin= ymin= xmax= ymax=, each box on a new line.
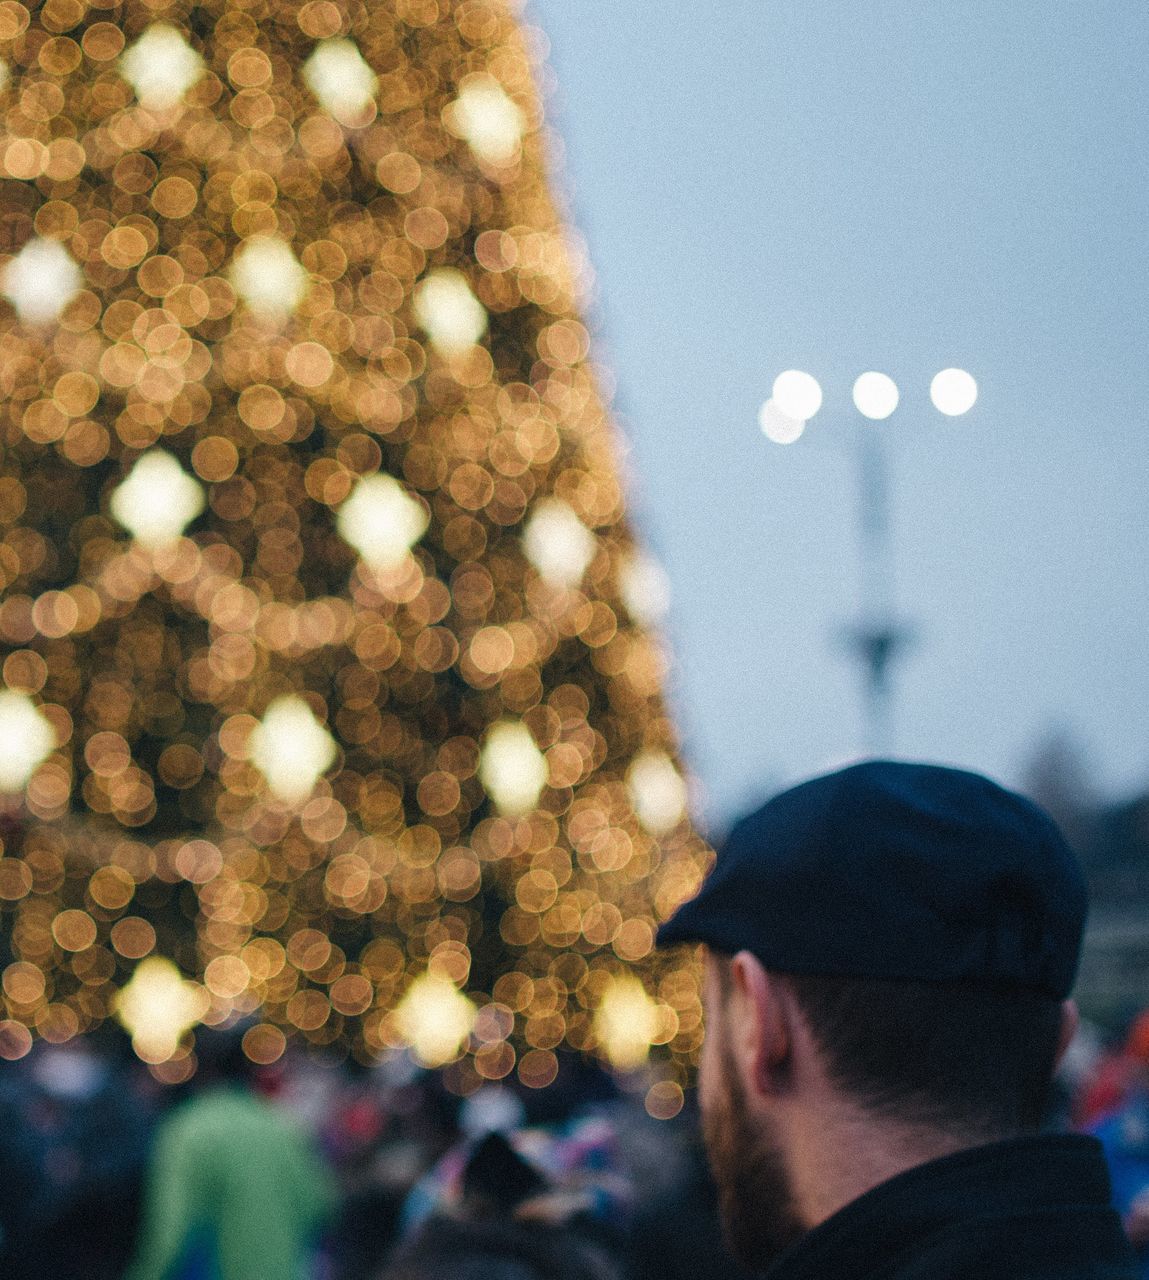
xmin=846 ymin=423 xmax=912 ymax=754
xmin=761 ymin=367 xmax=977 ymax=757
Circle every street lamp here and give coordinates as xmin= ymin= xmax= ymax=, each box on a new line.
xmin=759 ymin=367 xmax=978 ymax=754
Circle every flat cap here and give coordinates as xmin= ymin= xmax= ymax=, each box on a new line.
xmin=657 ymin=760 xmax=1087 ymax=999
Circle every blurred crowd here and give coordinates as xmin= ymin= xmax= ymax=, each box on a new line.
xmin=0 ymin=1024 xmax=746 ymax=1280
xmin=3 ymin=1008 xmax=1149 ymax=1280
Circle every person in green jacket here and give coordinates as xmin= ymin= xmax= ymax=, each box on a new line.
xmin=126 ymin=1027 xmax=336 ymax=1280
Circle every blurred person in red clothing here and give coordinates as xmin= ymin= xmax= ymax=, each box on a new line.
xmin=1077 ymin=1013 xmax=1149 ymax=1129
xmin=1088 ymin=1014 xmax=1149 ymax=1278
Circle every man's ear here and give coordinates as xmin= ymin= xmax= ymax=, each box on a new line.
xmin=1054 ymin=998 xmax=1079 ymax=1072
xmin=728 ymin=950 xmax=792 ymax=1099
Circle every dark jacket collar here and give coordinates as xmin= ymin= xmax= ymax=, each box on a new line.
xmin=764 ymin=1133 xmax=1133 ymax=1280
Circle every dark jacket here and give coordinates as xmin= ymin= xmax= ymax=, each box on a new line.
xmin=765 ymin=1133 xmax=1138 ymax=1280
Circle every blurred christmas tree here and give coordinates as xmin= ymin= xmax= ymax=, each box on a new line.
xmin=0 ymin=0 xmax=709 ymax=1094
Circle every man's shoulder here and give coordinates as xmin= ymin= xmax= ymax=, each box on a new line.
xmin=767 ymin=1136 xmax=1139 ymax=1280
xmin=890 ymin=1199 xmax=1138 ymax=1280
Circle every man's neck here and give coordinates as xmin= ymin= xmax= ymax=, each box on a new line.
xmin=786 ymin=1100 xmax=1004 ymax=1231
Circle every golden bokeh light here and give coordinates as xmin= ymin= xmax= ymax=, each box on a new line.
xmin=479 ymin=719 xmax=547 ymax=816
xmin=336 ymin=472 xmax=429 ymax=571
xmin=594 ymin=972 xmax=662 ymax=1071
xmin=445 ymin=73 xmax=526 ymax=166
xmin=0 ymin=690 xmax=56 ymax=790
xmin=109 ymin=449 xmax=206 ymax=546
xmin=120 ymin=24 xmax=205 ymax=110
xmin=229 ymin=235 xmax=310 ymax=318
xmin=394 ymin=970 xmax=476 ymax=1067
xmin=302 ymin=38 xmax=377 ymax=124
xmin=2 ymin=237 xmax=84 ymax=323
xmin=115 ymin=955 xmax=210 ymax=1062
xmin=0 ymin=0 xmax=711 ymax=1083
xmin=248 ymin=694 xmax=338 ymax=804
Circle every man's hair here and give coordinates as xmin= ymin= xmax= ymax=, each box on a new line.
xmin=717 ymin=958 xmax=1063 ymax=1139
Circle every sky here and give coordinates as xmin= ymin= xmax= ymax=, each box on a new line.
xmin=529 ymin=2 xmax=1149 ymax=832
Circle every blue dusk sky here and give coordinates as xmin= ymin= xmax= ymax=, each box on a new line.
xmin=530 ymin=2 xmax=1149 ymax=830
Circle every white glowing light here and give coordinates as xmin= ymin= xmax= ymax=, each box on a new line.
xmin=302 ymin=38 xmax=377 ymax=123
xmin=772 ymin=369 xmax=823 ymax=421
xmin=2 ymin=239 xmax=82 ymax=325
xmin=852 ymin=371 xmax=899 ymax=420
xmin=620 ymin=553 xmax=672 ymax=628
xmin=930 ymin=367 xmax=978 ymax=416
xmin=627 ymin=751 xmax=687 ymax=835
xmin=110 ymin=451 xmax=205 ymax=548
xmin=522 ymin=499 xmax=597 ymax=589
xmin=249 ymin=696 xmax=337 ymax=804
xmin=758 ymin=398 xmax=805 ymax=445
xmin=447 ymin=74 xmax=526 ymax=164
xmin=120 ymin=25 xmax=204 ymax=110
xmin=229 ymin=237 xmax=309 ymax=317
xmin=115 ymin=957 xmax=208 ymax=1063
xmin=413 ymin=269 xmax=487 ymax=355
xmin=395 ymin=973 xmax=477 ymax=1067
xmin=480 ymin=721 xmax=547 ymax=816
xmin=0 ymin=692 xmax=55 ymax=791
xmin=337 ymin=474 xmax=428 ymax=572
xmin=595 ymin=976 xmax=659 ymax=1071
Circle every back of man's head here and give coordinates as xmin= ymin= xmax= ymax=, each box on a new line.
xmin=715 ymin=959 xmax=1064 ymax=1140
xmin=660 ymin=759 xmax=1086 ymax=1117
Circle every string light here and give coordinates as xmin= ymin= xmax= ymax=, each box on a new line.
xmin=109 ymin=451 xmax=206 ymax=547
xmin=120 ymin=25 xmax=205 ymax=109
xmin=619 ymin=553 xmax=672 ymax=628
xmin=522 ymin=498 xmax=597 ymax=588
xmin=2 ymin=239 xmax=83 ymax=324
xmin=413 ymin=268 xmax=488 ymax=355
xmin=758 ymin=398 xmax=805 ymax=445
xmin=0 ymin=692 xmax=55 ymax=792
xmin=479 ymin=721 xmax=548 ymax=817
xmin=772 ymin=370 xmax=822 ymax=421
xmin=394 ymin=972 xmax=477 ymax=1068
xmin=229 ymin=237 xmax=310 ymax=317
xmin=248 ymin=696 xmax=338 ymax=804
xmin=0 ymin=0 xmax=710 ymax=1085
xmin=336 ymin=474 xmax=429 ymax=572
xmin=115 ymin=956 xmax=209 ymax=1063
xmin=594 ymin=973 xmax=662 ymax=1071
xmin=627 ymin=751 xmax=688 ymax=836
xmin=302 ymin=39 xmax=378 ymax=123
xmin=446 ymin=74 xmax=527 ymax=165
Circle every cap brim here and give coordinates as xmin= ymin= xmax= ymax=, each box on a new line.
xmin=655 ymin=899 xmax=708 ymax=949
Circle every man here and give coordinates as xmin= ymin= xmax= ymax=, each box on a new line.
xmin=657 ymin=760 xmax=1138 ymax=1279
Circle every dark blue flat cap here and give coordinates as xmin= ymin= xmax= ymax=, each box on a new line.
xmin=657 ymin=760 xmax=1087 ymax=999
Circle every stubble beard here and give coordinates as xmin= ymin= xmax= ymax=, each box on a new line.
xmin=701 ymin=1036 xmax=806 ymax=1273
